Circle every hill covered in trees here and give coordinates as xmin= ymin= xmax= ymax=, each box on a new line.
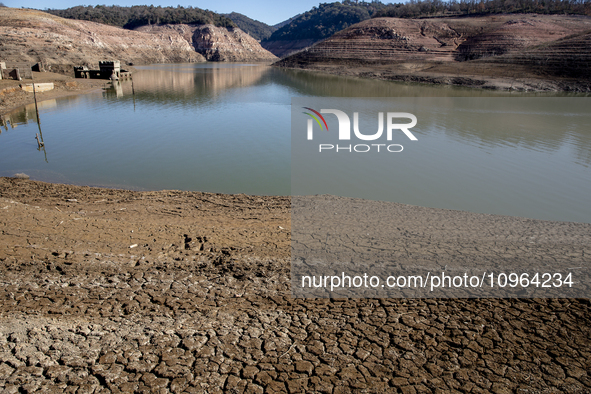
xmin=273 ymin=14 xmax=302 ymax=29
xmin=263 ymin=1 xmax=386 ymax=42
xmin=374 ymin=0 xmax=591 ymax=18
xmin=46 ymin=5 xmax=235 ymax=30
xmin=223 ymin=12 xmax=276 ymax=41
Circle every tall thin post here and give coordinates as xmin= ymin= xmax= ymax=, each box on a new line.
xmin=131 ymin=78 xmax=136 ymax=111
xmin=31 ymin=75 xmax=48 ymax=162
xmin=32 ymin=79 xmax=41 ymax=128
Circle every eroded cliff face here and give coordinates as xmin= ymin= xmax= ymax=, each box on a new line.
xmin=0 ymin=8 xmax=276 ymax=74
xmin=194 ymin=24 xmax=278 ymax=62
xmin=137 ymin=24 xmax=277 ymax=62
xmin=276 ymin=14 xmax=591 ymax=87
xmin=0 ymin=8 xmax=205 ymax=71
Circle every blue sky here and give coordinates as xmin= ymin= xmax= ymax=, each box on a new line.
xmin=5 ymin=0 xmax=328 ymax=25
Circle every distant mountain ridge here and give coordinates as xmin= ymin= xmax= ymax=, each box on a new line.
xmin=223 ymin=12 xmax=276 ymax=41
xmin=220 ymin=12 xmax=303 ymax=42
xmin=261 ymin=0 xmax=386 ymax=57
xmin=273 ymin=14 xmax=301 ymax=29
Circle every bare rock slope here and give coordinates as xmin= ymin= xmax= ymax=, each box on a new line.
xmin=276 ymin=14 xmax=591 ymax=90
xmin=0 ymin=8 xmax=204 ymax=70
xmin=0 ymin=8 xmax=275 ymax=73
xmin=137 ymin=24 xmax=278 ymax=62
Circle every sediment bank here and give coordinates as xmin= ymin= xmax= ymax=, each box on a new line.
xmin=274 ymin=62 xmax=591 ymax=92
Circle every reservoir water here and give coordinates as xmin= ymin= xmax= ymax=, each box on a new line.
xmin=1 ymin=63 xmax=590 ymax=223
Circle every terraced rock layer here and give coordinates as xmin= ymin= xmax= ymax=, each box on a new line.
xmin=0 ymin=178 xmax=590 ymax=393
xmin=276 ymin=14 xmax=591 ymax=90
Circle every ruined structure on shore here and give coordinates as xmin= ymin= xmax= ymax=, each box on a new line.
xmin=0 ymin=61 xmax=35 ymax=81
xmin=74 ymin=61 xmax=132 ymax=80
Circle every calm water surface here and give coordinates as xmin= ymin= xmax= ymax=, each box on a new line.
xmin=0 ymin=63 xmax=589 ymax=223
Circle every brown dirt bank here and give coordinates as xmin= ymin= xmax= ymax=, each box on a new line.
xmin=0 ymin=178 xmax=590 ymax=393
xmin=274 ymin=14 xmax=591 ymax=92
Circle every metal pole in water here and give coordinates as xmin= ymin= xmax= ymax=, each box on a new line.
xmin=131 ymin=78 xmax=136 ymax=111
xmin=31 ymin=75 xmax=48 ymax=162
xmin=32 ymin=78 xmax=41 ymax=127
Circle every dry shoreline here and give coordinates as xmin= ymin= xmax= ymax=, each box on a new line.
xmin=0 ymin=178 xmax=590 ymax=392
xmin=274 ymin=62 xmax=591 ymax=92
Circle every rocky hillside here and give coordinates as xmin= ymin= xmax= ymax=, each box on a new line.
xmin=0 ymin=8 xmax=204 ymax=70
xmin=275 ymin=14 xmax=591 ymax=88
xmin=0 ymin=8 xmax=275 ymax=74
xmin=137 ymin=24 xmax=277 ymax=62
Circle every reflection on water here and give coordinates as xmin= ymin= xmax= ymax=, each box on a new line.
xmin=104 ymin=63 xmax=548 ymax=107
xmin=418 ymin=98 xmax=591 ymax=167
xmin=118 ymin=64 xmax=272 ymax=107
xmin=1 ymin=100 xmax=56 ymax=130
xmin=134 ymin=64 xmax=269 ymax=94
xmin=0 ymin=63 xmax=590 ymax=223
xmin=292 ymin=97 xmax=591 ymax=224
xmin=1 ymin=100 xmax=55 ymax=163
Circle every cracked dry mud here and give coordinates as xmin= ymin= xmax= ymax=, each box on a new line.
xmin=0 ymin=178 xmax=590 ymax=393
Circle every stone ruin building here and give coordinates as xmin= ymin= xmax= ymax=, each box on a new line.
xmin=74 ymin=61 xmax=131 ymax=80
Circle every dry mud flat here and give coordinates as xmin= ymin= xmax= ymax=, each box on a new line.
xmin=0 ymin=178 xmax=590 ymax=393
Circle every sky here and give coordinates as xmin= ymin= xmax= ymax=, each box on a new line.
xmin=5 ymin=0 xmax=328 ymax=25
